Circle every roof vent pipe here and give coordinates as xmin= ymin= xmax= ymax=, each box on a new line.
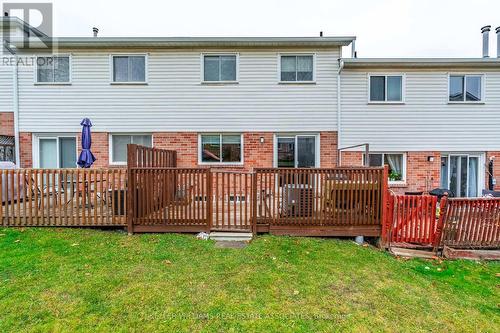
xmin=481 ymin=25 xmax=491 ymax=58
xmin=496 ymin=26 xmax=500 ymax=58
xmin=92 ymin=27 xmax=99 ymax=37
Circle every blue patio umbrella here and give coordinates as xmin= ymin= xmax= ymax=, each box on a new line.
xmin=77 ymin=118 xmax=96 ymax=168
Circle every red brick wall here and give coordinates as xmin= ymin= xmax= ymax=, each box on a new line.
xmin=0 ymin=112 xmax=14 ymax=137
xmin=83 ymin=132 xmax=109 ymax=168
xmin=19 ymin=132 xmax=32 ymax=167
xmin=340 ymin=150 xmax=441 ymax=194
xmin=19 ymin=130 xmax=338 ymax=171
xmin=320 ymin=131 xmax=338 ymax=168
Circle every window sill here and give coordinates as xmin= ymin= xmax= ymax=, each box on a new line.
xmin=389 ymin=182 xmax=407 ymax=187
xmin=109 ymin=162 xmax=127 ymax=166
xmin=34 ymin=82 xmax=72 ymax=86
xmin=278 ymin=81 xmax=316 ymax=85
xmin=198 ymin=162 xmax=244 ymax=167
xmin=447 ymin=101 xmax=485 ymax=105
xmin=201 ymin=81 xmax=239 ymax=85
xmin=368 ymin=101 xmax=405 ymax=105
xmin=110 ymin=82 xmax=148 ymax=85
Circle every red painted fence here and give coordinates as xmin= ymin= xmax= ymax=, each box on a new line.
xmin=437 ymin=198 xmax=500 ymax=249
xmin=386 ymin=195 xmax=440 ymax=246
xmin=385 ymin=194 xmax=500 ymax=250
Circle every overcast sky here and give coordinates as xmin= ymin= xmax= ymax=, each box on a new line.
xmin=9 ymin=0 xmax=500 ymax=58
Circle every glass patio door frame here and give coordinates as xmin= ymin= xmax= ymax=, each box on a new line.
xmin=442 ymin=153 xmax=483 ymax=197
xmin=275 ymin=134 xmax=319 ymax=168
xmin=35 ymin=135 xmax=78 ymax=168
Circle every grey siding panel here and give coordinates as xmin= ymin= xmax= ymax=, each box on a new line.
xmin=0 ymin=67 xmax=13 ymax=113
xmin=17 ymin=49 xmax=339 ymax=132
xmin=341 ymin=71 xmax=500 ymax=151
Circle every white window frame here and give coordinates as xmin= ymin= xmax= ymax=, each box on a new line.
xmin=367 ymin=73 xmax=405 ymax=104
xmin=34 ymin=54 xmax=72 ymax=85
xmin=273 ymin=133 xmax=320 ymax=168
xmin=32 ymin=134 xmax=78 ymax=168
xmin=198 ymin=133 xmax=244 ymax=166
xmin=110 ymin=54 xmax=148 ymax=84
xmin=200 ymin=53 xmax=239 ymax=84
xmin=440 ymin=153 xmax=484 ymax=197
xmin=447 ymin=73 xmax=485 ymax=104
xmin=363 ymin=152 xmax=407 ymax=184
xmin=278 ymin=53 xmax=316 ymax=84
xmin=109 ymin=133 xmax=153 ymax=165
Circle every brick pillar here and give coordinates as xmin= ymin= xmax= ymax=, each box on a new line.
xmin=320 ymin=131 xmax=338 ymax=168
xmin=19 ymin=132 xmax=32 ymax=167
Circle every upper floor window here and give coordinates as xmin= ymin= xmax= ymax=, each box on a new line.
xmin=111 ymin=134 xmax=152 ymax=164
xmin=112 ymin=55 xmax=146 ymax=83
xmin=369 ymin=75 xmax=403 ymax=102
xmin=36 ymin=56 xmax=70 ymax=83
xmin=203 ymin=55 xmax=237 ymax=82
xmin=449 ymin=75 xmax=482 ymax=102
xmin=280 ymin=55 xmax=314 ymax=82
xmin=200 ymin=134 xmax=242 ymax=164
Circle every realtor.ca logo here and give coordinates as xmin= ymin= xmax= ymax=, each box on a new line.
xmin=2 ymin=2 xmax=54 ymax=65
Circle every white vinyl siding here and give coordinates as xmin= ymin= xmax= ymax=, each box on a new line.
xmin=17 ymin=49 xmax=339 ymax=132
xmin=341 ymin=70 xmax=500 ymax=151
xmin=0 ymin=67 xmax=13 ymax=112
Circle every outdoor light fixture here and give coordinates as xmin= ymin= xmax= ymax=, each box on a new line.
xmin=427 ymin=156 xmax=434 ymax=162
xmin=260 ymin=137 xmax=265 ymax=144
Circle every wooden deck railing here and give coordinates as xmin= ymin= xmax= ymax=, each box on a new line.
xmin=211 ymin=171 xmax=254 ymax=231
xmin=253 ymin=167 xmax=386 ymax=236
xmin=127 ymin=144 xmax=176 ymax=168
xmin=128 ymin=167 xmax=210 ymax=232
xmin=437 ymin=198 xmax=500 ymax=249
xmin=1 ymin=168 xmax=127 ymax=226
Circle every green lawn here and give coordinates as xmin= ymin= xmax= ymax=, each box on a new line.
xmin=0 ymin=228 xmax=498 ymax=332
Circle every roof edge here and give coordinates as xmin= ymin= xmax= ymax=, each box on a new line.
xmin=11 ymin=36 xmax=356 ymax=49
xmin=343 ymin=58 xmax=500 ymax=68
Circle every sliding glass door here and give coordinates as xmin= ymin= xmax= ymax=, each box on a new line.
xmin=277 ymin=135 xmax=317 ymax=168
xmin=38 ymin=136 xmax=77 ymax=168
xmin=441 ymin=154 xmax=480 ymax=197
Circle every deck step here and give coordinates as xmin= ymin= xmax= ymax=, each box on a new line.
xmin=209 ymin=232 xmax=253 ymax=242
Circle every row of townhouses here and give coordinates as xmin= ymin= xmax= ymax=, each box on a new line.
xmin=1 ymin=17 xmax=500 ymax=197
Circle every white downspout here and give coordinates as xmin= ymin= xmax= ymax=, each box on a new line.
xmin=13 ymin=56 xmax=20 ymax=165
xmin=337 ymin=58 xmax=344 ymax=166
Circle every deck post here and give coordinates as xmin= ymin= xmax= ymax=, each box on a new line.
xmin=433 ymin=195 xmax=449 ymax=254
xmin=252 ymin=170 xmax=258 ymax=235
xmin=207 ymin=169 xmax=213 ymax=232
xmin=380 ymin=165 xmax=389 ymax=248
xmin=126 ymin=144 xmax=138 ymax=234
